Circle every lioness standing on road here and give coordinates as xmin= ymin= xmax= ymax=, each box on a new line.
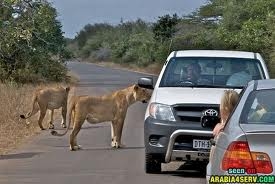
xmin=20 ymin=86 xmax=70 ymax=130
xmin=51 ymin=84 xmax=151 ymax=151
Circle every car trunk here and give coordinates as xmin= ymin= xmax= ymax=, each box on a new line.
xmin=241 ymin=124 xmax=275 ymax=175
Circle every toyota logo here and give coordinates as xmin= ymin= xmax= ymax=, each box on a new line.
xmin=202 ymin=109 xmax=218 ymax=116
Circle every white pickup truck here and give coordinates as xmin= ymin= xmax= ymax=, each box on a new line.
xmin=138 ymin=50 xmax=270 ymax=173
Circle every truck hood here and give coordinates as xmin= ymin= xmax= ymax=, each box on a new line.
xmin=154 ymin=87 xmax=240 ymax=105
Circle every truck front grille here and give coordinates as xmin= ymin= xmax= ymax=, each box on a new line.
xmin=172 ymin=104 xmax=219 ymax=123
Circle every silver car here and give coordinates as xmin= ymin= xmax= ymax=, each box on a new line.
xmin=207 ymin=79 xmax=275 ymax=184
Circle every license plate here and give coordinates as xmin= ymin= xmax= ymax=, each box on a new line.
xmin=193 ymin=139 xmax=211 ymax=149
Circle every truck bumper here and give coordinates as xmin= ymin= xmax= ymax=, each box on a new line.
xmin=144 ymin=117 xmax=213 ymax=162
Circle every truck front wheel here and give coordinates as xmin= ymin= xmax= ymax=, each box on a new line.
xmin=145 ymin=153 xmax=161 ymax=174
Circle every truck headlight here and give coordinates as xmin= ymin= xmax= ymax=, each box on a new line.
xmin=149 ymin=103 xmax=176 ymax=121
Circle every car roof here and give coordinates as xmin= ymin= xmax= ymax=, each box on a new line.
xmin=250 ymin=79 xmax=275 ymax=90
xmin=168 ymin=50 xmax=256 ymax=60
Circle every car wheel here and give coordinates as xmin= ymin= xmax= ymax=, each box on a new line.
xmin=198 ymin=166 xmax=206 ymax=176
xmin=194 ymin=161 xmax=207 ymax=176
xmin=145 ymin=153 xmax=161 ymax=174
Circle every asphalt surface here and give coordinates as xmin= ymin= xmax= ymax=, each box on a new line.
xmin=0 ymin=61 xmax=206 ymax=184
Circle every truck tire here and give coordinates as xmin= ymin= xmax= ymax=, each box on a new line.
xmin=145 ymin=153 xmax=161 ymax=174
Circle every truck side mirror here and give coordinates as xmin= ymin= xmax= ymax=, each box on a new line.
xmin=138 ymin=77 xmax=154 ymax=90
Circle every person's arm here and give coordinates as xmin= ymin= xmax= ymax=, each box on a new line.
xmin=248 ymin=108 xmax=266 ymax=121
xmin=212 ymin=120 xmax=225 ymax=136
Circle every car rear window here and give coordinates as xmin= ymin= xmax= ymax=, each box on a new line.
xmin=241 ymin=89 xmax=275 ymax=124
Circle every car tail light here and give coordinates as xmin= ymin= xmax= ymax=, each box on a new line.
xmin=222 ymin=141 xmax=273 ymax=174
xmin=251 ymin=152 xmax=273 ymax=174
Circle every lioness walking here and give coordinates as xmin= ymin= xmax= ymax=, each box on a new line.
xmin=51 ymin=84 xmax=151 ymax=151
xmin=20 ymin=86 xmax=70 ymax=130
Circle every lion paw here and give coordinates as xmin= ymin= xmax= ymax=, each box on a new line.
xmin=111 ymin=141 xmax=118 ymax=148
xmin=70 ymin=146 xmax=75 ymax=151
xmin=49 ymin=123 xmax=55 ymax=129
xmin=77 ymin=145 xmax=82 ymax=150
xmin=70 ymin=145 xmax=82 ymax=151
xmin=112 ymin=141 xmax=124 ymax=149
xmin=61 ymin=123 xmax=67 ymax=128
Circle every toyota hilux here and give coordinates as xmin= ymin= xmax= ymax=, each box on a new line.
xmin=138 ymin=50 xmax=270 ymax=173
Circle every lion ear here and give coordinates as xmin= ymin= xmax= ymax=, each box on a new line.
xmin=134 ymin=84 xmax=138 ymax=91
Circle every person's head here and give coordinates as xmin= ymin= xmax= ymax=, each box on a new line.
xmin=186 ymin=63 xmax=201 ymax=82
xmin=220 ymin=90 xmax=239 ymax=123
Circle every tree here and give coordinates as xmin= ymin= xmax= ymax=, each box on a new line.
xmin=152 ymin=14 xmax=179 ymax=42
xmin=0 ymin=0 xmax=67 ymax=82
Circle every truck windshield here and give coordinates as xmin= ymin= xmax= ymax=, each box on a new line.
xmin=159 ymin=57 xmax=265 ymax=88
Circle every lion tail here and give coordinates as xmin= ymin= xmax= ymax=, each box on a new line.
xmin=20 ymin=94 xmax=39 ymax=120
xmin=51 ymin=96 xmax=76 ymax=137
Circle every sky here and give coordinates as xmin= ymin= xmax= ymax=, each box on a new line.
xmin=49 ymin=0 xmax=207 ymax=38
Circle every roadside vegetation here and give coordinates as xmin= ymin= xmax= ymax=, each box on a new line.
xmin=68 ymin=0 xmax=275 ymax=76
xmin=0 ymin=0 xmax=75 ymax=155
xmin=0 ymin=82 xmax=75 ymax=155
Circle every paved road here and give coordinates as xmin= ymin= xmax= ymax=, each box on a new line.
xmin=0 ymin=62 xmax=205 ymax=184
